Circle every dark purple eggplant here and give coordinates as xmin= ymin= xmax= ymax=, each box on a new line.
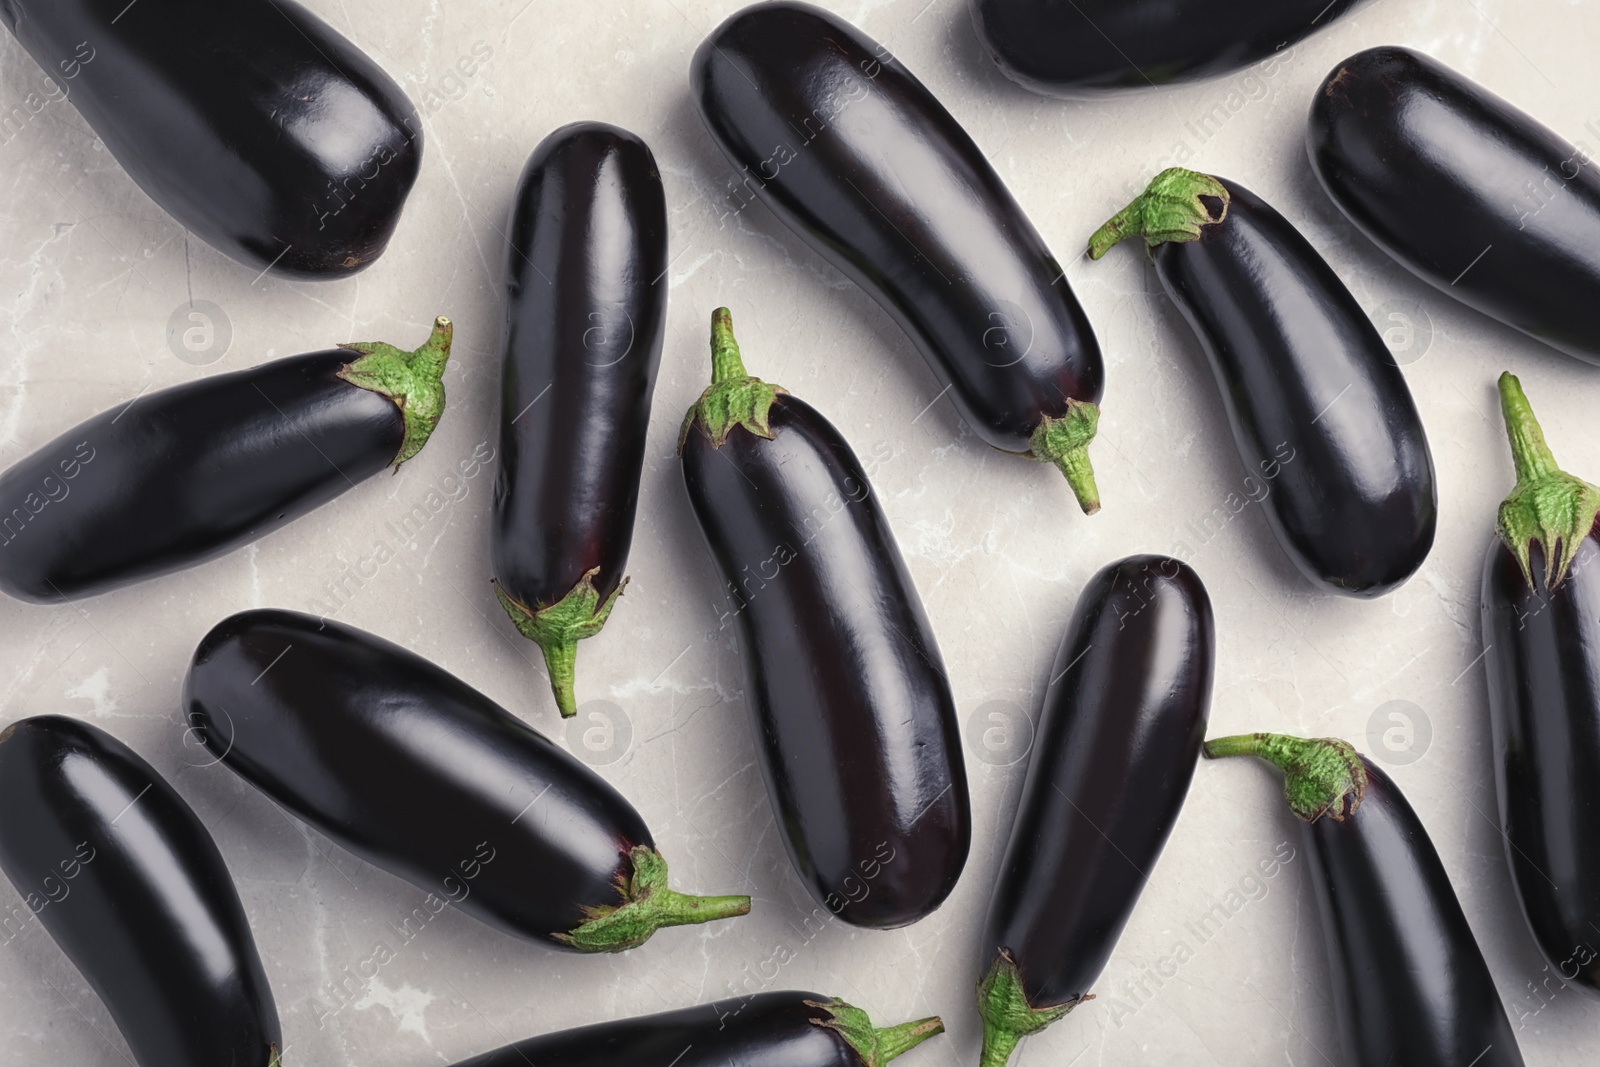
xmin=447 ymin=991 xmax=942 ymax=1067
xmin=491 ymin=122 xmax=668 ymax=718
xmin=977 ymin=554 xmax=1213 ymax=1067
xmin=1481 ymin=372 xmax=1600 ymax=994
xmin=1309 ymin=46 xmax=1600 ymax=365
xmin=183 ymin=608 xmax=748 ymax=952
xmin=0 ymin=318 xmax=450 ymax=602
xmin=1204 ymin=733 xmax=1524 ymax=1066
xmin=0 ymin=715 xmax=281 ymax=1067
xmin=971 ymin=0 xmax=1371 ymax=97
xmin=1088 ymin=169 xmax=1436 ymax=597
xmin=2 ymin=0 xmax=422 ymax=277
xmin=692 ymin=1 xmax=1105 ymax=513
xmin=678 ymin=308 xmax=970 ymax=929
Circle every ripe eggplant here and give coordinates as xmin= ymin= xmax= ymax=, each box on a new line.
xmin=0 ymin=715 xmax=281 ymax=1067
xmin=692 ymin=2 xmax=1106 ymax=513
xmin=970 ymin=0 xmax=1370 ymax=98
xmin=183 ymin=609 xmax=749 ymax=952
xmin=1204 ymin=733 xmax=1524 ymax=1066
xmin=679 ymin=308 xmax=970 ymax=928
xmin=1089 ymin=169 xmax=1436 ymax=597
xmin=1481 ymin=372 xmax=1600 ymax=994
xmin=977 ymin=554 xmax=1213 ymax=1067
xmin=491 ymin=122 xmax=668 ymax=718
xmin=0 ymin=317 xmax=451 ymax=602
xmin=1309 ymin=46 xmax=1600 ymax=365
xmin=446 ymin=991 xmax=943 ymax=1067
xmin=2 ymin=0 xmax=422 ymax=277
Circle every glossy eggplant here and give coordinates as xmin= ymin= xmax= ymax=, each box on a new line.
xmin=1309 ymin=46 xmax=1600 ymax=365
xmin=977 ymin=554 xmax=1213 ymax=1067
xmin=1481 ymin=373 xmax=1600 ymax=994
xmin=971 ymin=0 xmax=1370 ymax=98
xmin=183 ymin=608 xmax=749 ymax=952
xmin=491 ymin=122 xmax=668 ymax=718
xmin=0 ymin=715 xmax=281 ymax=1067
xmin=1204 ymin=733 xmax=1524 ymax=1066
xmin=692 ymin=2 xmax=1106 ymax=513
xmin=448 ymin=991 xmax=942 ymax=1067
xmin=679 ymin=308 xmax=970 ymax=929
xmin=1090 ymin=170 xmax=1436 ymax=597
xmin=0 ymin=318 xmax=451 ymax=602
xmin=2 ymin=0 xmax=422 ymax=277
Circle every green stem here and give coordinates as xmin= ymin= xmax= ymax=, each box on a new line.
xmin=268 ymin=1045 xmax=282 ymax=1067
xmin=1029 ymin=398 xmax=1101 ymax=514
xmin=554 ymin=845 xmax=750 ymax=952
xmin=678 ymin=307 xmax=788 ymax=452
xmin=337 ymin=315 xmax=453 ymax=467
xmin=1494 ymin=371 xmax=1600 ymax=589
xmin=494 ymin=569 xmax=625 ymax=718
xmin=808 ymin=998 xmax=945 ymax=1067
xmin=1202 ymin=732 xmax=1366 ymax=823
xmin=976 ymin=951 xmax=1084 ymax=1067
xmin=1086 ymin=168 xmax=1231 ymax=260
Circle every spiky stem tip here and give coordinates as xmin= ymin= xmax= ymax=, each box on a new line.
xmin=1203 ymin=732 xmax=1367 ymax=823
xmin=1494 ymin=371 xmax=1600 ymax=590
xmin=808 ymin=998 xmax=945 ymax=1067
xmin=678 ymin=307 xmax=787 ymax=453
xmin=554 ymin=845 xmax=750 ymax=953
xmin=493 ymin=569 xmax=626 ymax=718
xmin=338 ymin=315 xmax=453 ymax=467
xmin=975 ymin=950 xmax=1084 ymax=1067
xmin=1087 ymin=168 xmax=1230 ymax=260
xmin=1030 ymin=399 xmax=1101 ymax=514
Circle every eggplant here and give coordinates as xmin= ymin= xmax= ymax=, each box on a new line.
xmin=0 ymin=317 xmax=451 ymax=602
xmin=183 ymin=608 xmax=749 ymax=952
xmin=692 ymin=1 xmax=1106 ymax=513
xmin=1089 ymin=169 xmax=1436 ymax=597
xmin=1481 ymin=372 xmax=1600 ymax=994
xmin=2 ymin=0 xmax=422 ymax=277
xmin=1309 ymin=46 xmax=1600 ymax=365
xmin=491 ymin=122 xmax=668 ymax=718
xmin=447 ymin=991 xmax=942 ymax=1067
xmin=1204 ymin=733 xmax=1524 ymax=1066
xmin=970 ymin=0 xmax=1371 ymax=98
xmin=977 ymin=554 xmax=1213 ymax=1067
xmin=0 ymin=715 xmax=281 ymax=1067
xmin=678 ymin=308 xmax=970 ymax=928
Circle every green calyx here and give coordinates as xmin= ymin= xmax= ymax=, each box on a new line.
xmin=495 ymin=568 xmax=626 ymax=719
xmin=1494 ymin=371 xmax=1600 ymax=590
xmin=268 ymin=1045 xmax=282 ymax=1067
xmin=976 ymin=950 xmax=1085 ymax=1067
xmin=1029 ymin=399 xmax=1102 ymax=514
xmin=1086 ymin=168 xmax=1231 ymax=260
xmin=808 ymin=997 xmax=945 ymax=1067
xmin=1203 ymin=732 xmax=1367 ymax=823
xmin=678 ymin=307 xmax=788 ymax=452
xmin=555 ymin=845 xmax=750 ymax=953
xmin=338 ymin=315 xmax=453 ymax=467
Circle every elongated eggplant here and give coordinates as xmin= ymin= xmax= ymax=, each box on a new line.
xmin=2 ymin=0 xmax=422 ymax=277
xmin=692 ymin=2 xmax=1106 ymax=513
xmin=491 ymin=122 xmax=668 ymax=718
xmin=679 ymin=308 xmax=970 ymax=928
xmin=1481 ymin=373 xmax=1600 ymax=994
xmin=0 ymin=716 xmax=281 ymax=1067
xmin=1204 ymin=733 xmax=1524 ymax=1066
xmin=971 ymin=0 xmax=1370 ymax=97
xmin=977 ymin=555 xmax=1212 ymax=1067
xmin=183 ymin=609 xmax=749 ymax=952
xmin=1309 ymin=47 xmax=1600 ymax=365
xmin=1089 ymin=169 xmax=1435 ymax=597
xmin=0 ymin=318 xmax=450 ymax=602
xmin=447 ymin=991 xmax=942 ymax=1067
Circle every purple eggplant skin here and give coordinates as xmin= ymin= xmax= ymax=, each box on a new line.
xmin=0 ymin=716 xmax=281 ymax=1067
xmin=680 ymin=310 xmax=971 ymax=930
xmin=1309 ymin=46 xmax=1600 ymax=365
xmin=0 ymin=0 xmax=422 ymax=277
xmin=976 ymin=555 xmax=1212 ymax=1067
xmin=491 ymin=121 xmax=668 ymax=718
xmin=183 ymin=609 xmax=750 ymax=953
xmin=691 ymin=1 xmax=1106 ymax=514
xmin=446 ymin=991 xmax=943 ymax=1067
xmin=971 ymin=0 xmax=1372 ymax=98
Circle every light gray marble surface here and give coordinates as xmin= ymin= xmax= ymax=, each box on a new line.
xmin=1 ymin=0 xmax=1597 ymax=1063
